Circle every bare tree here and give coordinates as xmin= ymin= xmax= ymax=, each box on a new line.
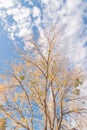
xmin=0 ymin=28 xmax=86 ymax=130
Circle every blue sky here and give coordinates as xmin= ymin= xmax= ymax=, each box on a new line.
xmin=0 ymin=0 xmax=86 ymax=69
xmin=0 ymin=24 xmax=15 ymax=67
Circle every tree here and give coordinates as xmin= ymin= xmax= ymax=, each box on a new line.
xmin=0 ymin=118 xmax=6 ymax=130
xmin=0 ymin=29 xmax=87 ymax=130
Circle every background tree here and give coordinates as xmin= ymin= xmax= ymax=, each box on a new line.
xmin=0 ymin=28 xmax=87 ymax=130
xmin=0 ymin=118 xmax=6 ymax=130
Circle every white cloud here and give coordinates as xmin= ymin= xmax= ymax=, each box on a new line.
xmin=0 ymin=1 xmax=32 ymax=40
xmin=0 ymin=0 xmax=18 ymax=8
xmin=7 ymin=7 xmax=30 ymax=22
xmin=65 ymin=0 xmax=81 ymax=13
xmin=32 ymin=6 xmax=41 ymax=18
xmin=17 ymin=27 xmax=32 ymax=37
xmin=31 ymin=6 xmax=41 ymax=26
xmin=38 ymin=0 xmax=87 ymax=66
xmin=41 ymin=0 xmax=50 ymax=4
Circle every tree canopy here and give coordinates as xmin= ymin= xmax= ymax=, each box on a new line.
xmin=0 ymin=29 xmax=87 ymax=130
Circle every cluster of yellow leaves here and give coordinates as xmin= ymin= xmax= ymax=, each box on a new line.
xmin=0 ymin=118 xmax=6 ymax=128
xmin=0 ymin=85 xmax=7 ymax=104
xmin=0 ymin=85 xmax=7 ymax=92
xmin=12 ymin=64 xmax=24 ymax=75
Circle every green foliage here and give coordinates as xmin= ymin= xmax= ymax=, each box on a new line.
xmin=20 ymin=75 xmax=25 ymax=80
xmin=74 ymin=78 xmax=82 ymax=88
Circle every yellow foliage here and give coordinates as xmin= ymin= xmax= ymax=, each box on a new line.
xmin=0 ymin=84 xmax=7 ymax=92
xmin=0 ymin=118 xmax=6 ymax=128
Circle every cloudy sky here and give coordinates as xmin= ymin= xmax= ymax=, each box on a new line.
xmin=0 ymin=0 xmax=87 ymax=68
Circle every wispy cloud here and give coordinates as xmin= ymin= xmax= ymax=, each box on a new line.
xmin=0 ymin=0 xmax=18 ymax=8
xmin=0 ymin=0 xmax=87 ymax=65
xmin=42 ymin=0 xmax=87 ymax=65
